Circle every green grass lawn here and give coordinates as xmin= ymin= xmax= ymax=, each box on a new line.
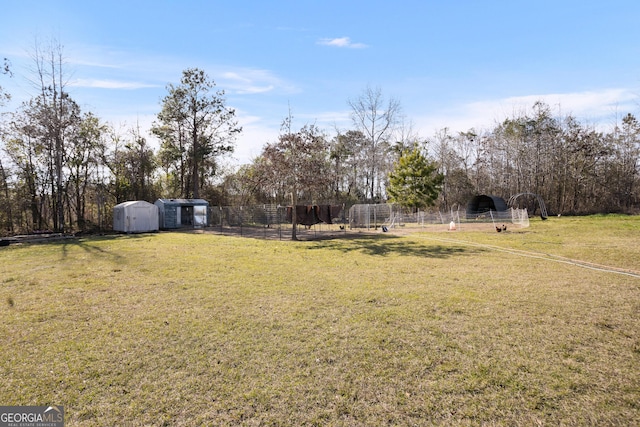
xmin=1 ymin=215 xmax=639 ymax=426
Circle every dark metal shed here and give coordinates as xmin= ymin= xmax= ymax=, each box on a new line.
xmin=154 ymin=198 xmax=209 ymax=229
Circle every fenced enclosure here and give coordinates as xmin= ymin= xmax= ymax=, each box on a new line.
xmin=207 ymin=204 xmax=349 ymax=240
xmin=202 ymin=203 xmax=530 ymax=239
xmin=348 ymin=204 xmax=530 ymax=231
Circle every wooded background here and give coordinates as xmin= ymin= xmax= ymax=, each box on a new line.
xmin=1 ymin=45 xmax=638 ymax=235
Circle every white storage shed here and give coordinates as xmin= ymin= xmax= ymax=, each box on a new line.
xmin=113 ymin=201 xmax=159 ymax=233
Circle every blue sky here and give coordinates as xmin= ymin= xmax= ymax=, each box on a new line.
xmin=1 ymin=0 xmax=639 ymax=164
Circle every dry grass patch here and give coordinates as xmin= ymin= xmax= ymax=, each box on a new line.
xmin=1 ymin=216 xmax=639 ymax=426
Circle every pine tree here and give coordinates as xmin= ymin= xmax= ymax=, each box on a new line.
xmin=387 ymin=148 xmax=443 ymax=209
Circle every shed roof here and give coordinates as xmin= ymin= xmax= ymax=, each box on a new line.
xmin=155 ymin=198 xmax=209 ymax=205
xmin=115 ymin=200 xmax=155 ymax=208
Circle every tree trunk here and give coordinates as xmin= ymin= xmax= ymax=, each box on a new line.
xmin=192 ymin=118 xmax=199 ymax=199
xmin=290 ymin=190 xmax=298 ymax=241
xmin=0 ymin=160 xmax=14 ymax=234
xmin=56 ymin=134 xmax=64 ymax=232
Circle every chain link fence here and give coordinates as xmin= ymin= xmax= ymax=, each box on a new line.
xmin=207 ymin=204 xmax=349 ymax=240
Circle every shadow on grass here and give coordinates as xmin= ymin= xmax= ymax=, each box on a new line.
xmin=48 ymin=232 xmax=156 ymax=260
xmin=307 ymin=233 xmax=484 ymax=258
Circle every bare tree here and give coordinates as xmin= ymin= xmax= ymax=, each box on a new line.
xmin=4 ymin=103 xmax=49 ymax=230
xmin=348 ymin=85 xmax=401 ymax=201
xmin=0 ymin=58 xmax=13 ymax=233
xmin=257 ymin=113 xmax=330 ymax=240
xmin=0 ymin=158 xmax=12 ymax=234
xmin=103 ymin=123 xmax=158 ymax=204
xmin=66 ymin=113 xmax=107 ymax=229
xmin=431 ymin=128 xmax=456 ymax=209
xmin=1 ymin=57 xmax=11 ymax=106
xmin=329 ymin=129 xmax=368 ymax=202
xmin=29 ymin=38 xmax=77 ymax=232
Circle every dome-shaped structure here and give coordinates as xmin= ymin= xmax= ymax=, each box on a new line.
xmin=466 ymin=195 xmax=508 ymax=218
xmin=508 ymin=192 xmax=548 ymax=219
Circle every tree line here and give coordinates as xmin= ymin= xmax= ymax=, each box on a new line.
xmin=227 ymin=95 xmax=640 ymax=218
xmin=1 ymin=43 xmax=639 ymax=236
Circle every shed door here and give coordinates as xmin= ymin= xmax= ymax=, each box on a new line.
xmin=180 ymin=206 xmax=193 ymax=226
xmin=132 ymin=207 xmax=150 ymax=231
xmin=194 ymin=205 xmax=207 ymax=227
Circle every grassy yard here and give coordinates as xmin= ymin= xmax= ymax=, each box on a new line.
xmin=1 ymin=215 xmax=639 ymax=426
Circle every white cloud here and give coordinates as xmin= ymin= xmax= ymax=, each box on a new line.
xmin=70 ymin=78 xmax=159 ymax=90
xmin=236 ymin=85 xmax=275 ymax=95
xmin=231 ymin=115 xmax=279 ymax=164
xmin=296 ymin=110 xmax=351 ymax=128
xmin=414 ymin=88 xmax=640 ymax=135
xmin=218 ymin=68 xmax=297 ymax=95
xmin=317 ymin=37 xmax=368 ymax=49
xmin=472 ymin=88 xmax=638 ymax=120
xmin=229 ymin=109 xmax=352 ymax=165
xmin=69 ymin=57 xmax=124 ymax=69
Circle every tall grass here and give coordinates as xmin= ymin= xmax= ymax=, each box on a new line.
xmin=1 ymin=215 xmax=638 ymax=426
